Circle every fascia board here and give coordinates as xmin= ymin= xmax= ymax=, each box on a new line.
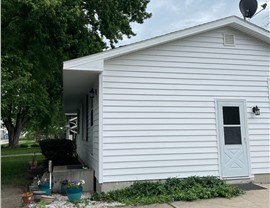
xmin=64 ymin=67 xmax=103 ymax=72
xmin=229 ymin=20 xmax=270 ymax=44
xmin=64 ymin=59 xmax=104 ymax=71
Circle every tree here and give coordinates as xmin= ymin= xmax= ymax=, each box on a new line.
xmin=1 ymin=0 xmax=151 ymax=147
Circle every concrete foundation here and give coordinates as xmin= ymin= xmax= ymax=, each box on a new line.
xmin=95 ymin=175 xmax=270 ymax=193
xmin=51 ymin=165 xmax=94 ymax=193
xmin=96 ymin=179 xmax=164 ymax=193
xmin=225 ymin=177 xmax=253 ymax=185
xmin=97 ymin=180 xmax=134 ymax=193
xmin=254 ymin=173 xmax=270 ymax=183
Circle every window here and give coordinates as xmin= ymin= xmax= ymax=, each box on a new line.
xmin=81 ymin=95 xmax=88 ymax=141
xmin=222 ymin=107 xmax=242 ymax=145
xmin=86 ymin=95 xmax=89 ymax=141
xmin=89 ymin=94 xmax=94 ymax=155
xmin=90 ymin=98 xmax=94 ymax=126
xmin=77 ymin=109 xmax=80 ymax=134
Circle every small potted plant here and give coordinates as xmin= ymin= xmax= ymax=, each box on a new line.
xmin=60 ymin=179 xmax=69 ymax=195
xmin=20 ymin=192 xmax=33 ymax=204
xmin=38 ymin=178 xmax=52 ymax=195
xmin=66 ymin=179 xmax=85 ymax=202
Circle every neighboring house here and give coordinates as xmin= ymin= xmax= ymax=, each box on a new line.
xmin=63 ymin=16 xmax=270 ymax=192
xmin=0 ymin=121 xmax=8 ymax=140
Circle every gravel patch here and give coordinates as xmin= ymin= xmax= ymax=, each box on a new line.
xmin=27 ymin=193 xmax=124 ymax=208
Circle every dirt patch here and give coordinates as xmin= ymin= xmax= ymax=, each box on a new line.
xmin=1 ymin=185 xmax=27 ymax=208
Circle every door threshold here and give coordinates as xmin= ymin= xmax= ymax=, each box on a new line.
xmin=223 ymin=177 xmax=253 ymax=184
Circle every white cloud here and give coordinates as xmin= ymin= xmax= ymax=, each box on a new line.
xmin=184 ymin=0 xmax=196 ymax=7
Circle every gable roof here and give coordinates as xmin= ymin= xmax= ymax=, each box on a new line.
xmin=64 ymin=15 xmax=270 ymax=70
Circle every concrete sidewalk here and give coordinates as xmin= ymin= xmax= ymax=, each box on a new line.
xmin=1 ymin=185 xmax=26 ymax=208
xmin=126 ymin=184 xmax=270 ymax=208
xmin=170 ymin=184 xmax=270 ymax=208
xmin=1 ymin=153 xmax=42 ymax=158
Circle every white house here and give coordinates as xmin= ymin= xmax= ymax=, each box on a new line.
xmin=63 ymin=16 xmax=270 ymax=192
xmin=0 ymin=121 xmax=8 ymax=141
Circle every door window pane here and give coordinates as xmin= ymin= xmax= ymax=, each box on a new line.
xmin=223 ymin=107 xmax=240 ymax=125
xmin=224 ymin=127 xmax=242 ymax=145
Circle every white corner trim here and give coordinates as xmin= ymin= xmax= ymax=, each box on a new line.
xmin=214 ymin=99 xmax=222 ymax=178
xmin=98 ymin=73 xmax=104 ymax=183
xmin=242 ymin=100 xmax=252 ymax=178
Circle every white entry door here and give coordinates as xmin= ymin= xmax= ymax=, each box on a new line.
xmin=217 ymin=101 xmax=249 ymax=178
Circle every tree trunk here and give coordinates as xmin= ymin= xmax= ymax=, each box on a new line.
xmin=7 ymin=127 xmax=15 ymax=147
xmin=4 ymin=118 xmax=23 ymax=148
xmin=9 ymin=130 xmax=21 ymax=148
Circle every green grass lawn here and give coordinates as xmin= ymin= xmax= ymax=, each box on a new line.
xmin=1 ymin=138 xmax=44 ymax=186
xmin=1 ymin=155 xmax=45 ymax=186
xmin=1 ymin=138 xmax=41 ymax=155
xmin=20 ymin=139 xmax=37 ymax=145
xmin=1 ymin=147 xmax=41 ymax=155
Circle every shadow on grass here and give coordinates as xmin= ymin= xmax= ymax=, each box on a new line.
xmin=1 ymin=146 xmax=41 ymax=155
xmin=1 ymin=155 xmax=45 ymax=186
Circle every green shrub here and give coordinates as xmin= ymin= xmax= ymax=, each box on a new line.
xmin=1 ymin=145 xmax=8 ymax=149
xmin=39 ymin=139 xmax=78 ymax=165
xmin=90 ymin=176 xmax=243 ymax=205
xmin=20 ymin=144 xmax=29 ymax=148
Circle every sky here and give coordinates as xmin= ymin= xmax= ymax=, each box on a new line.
xmin=117 ymin=0 xmax=270 ymax=46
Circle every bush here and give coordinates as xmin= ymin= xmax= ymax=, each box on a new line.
xmin=91 ymin=176 xmax=244 ymax=205
xmin=1 ymin=145 xmax=8 ymax=149
xmin=20 ymin=144 xmax=29 ymax=148
xmin=39 ymin=139 xmax=78 ymax=165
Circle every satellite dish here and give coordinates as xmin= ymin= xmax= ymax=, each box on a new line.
xmin=239 ymin=0 xmax=258 ymax=19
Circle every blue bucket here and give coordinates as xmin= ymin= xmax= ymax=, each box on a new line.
xmin=38 ymin=183 xmax=52 ymax=195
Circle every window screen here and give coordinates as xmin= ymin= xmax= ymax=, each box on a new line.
xmin=224 ymin=127 xmax=242 ymax=144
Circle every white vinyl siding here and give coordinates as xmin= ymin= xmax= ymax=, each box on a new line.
xmin=76 ymin=80 xmax=100 ymax=180
xmin=101 ymin=27 xmax=270 ymax=183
